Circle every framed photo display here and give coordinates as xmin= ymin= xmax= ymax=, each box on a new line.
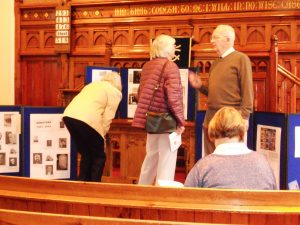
xmin=22 ymin=107 xmax=76 ymax=180
xmin=0 ymin=106 xmax=22 ymax=175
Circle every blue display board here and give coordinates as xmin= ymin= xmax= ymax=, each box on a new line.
xmin=247 ymin=113 xmax=254 ymax=150
xmin=85 ymin=66 xmax=119 ymax=84
xmin=0 ymin=105 xmax=22 ymax=176
xmin=22 ymin=107 xmax=76 ymax=180
xmin=194 ymin=111 xmax=253 ymax=161
xmin=253 ymin=112 xmax=286 ymax=189
xmin=120 ymin=67 xmax=195 ymax=120
xmin=187 ymin=80 xmax=196 ymax=121
xmin=120 ymin=68 xmax=129 ymax=119
xmin=287 ymin=114 xmax=300 ymax=190
xmin=195 ymin=111 xmax=205 ymax=161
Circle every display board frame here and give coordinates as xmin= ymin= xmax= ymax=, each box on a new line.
xmin=22 ymin=107 xmax=76 ymax=180
xmin=0 ymin=105 xmax=22 ymax=176
xmin=253 ymin=112 xmax=286 ymax=189
xmin=286 ymin=114 xmax=300 ymax=190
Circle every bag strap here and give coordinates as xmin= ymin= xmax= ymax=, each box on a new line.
xmin=147 ymin=60 xmax=169 ymax=112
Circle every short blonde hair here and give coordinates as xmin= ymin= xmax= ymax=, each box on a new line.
xmin=150 ymin=34 xmax=175 ymax=58
xmin=101 ymin=71 xmax=122 ymax=91
xmin=208 ymin=106 xmax=245 ymax=142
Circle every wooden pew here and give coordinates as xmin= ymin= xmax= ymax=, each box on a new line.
xmin=0 ymin=175 xmax=300 ymax=225
xmin=0 ymin=209 xmax=228 ymax=225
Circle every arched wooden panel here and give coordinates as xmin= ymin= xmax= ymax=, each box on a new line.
xmin=44 ymin=33 xmax=55 ymax=48
xmin=248 ymin=28 xmax=265 ymax=43
xmin=74 ymin=33 xmax=89 ymax=47
xmin=94 ymin=33 xmax=107 ymax=46
xmin=134 ymin=31 xmax=149 ymax=45
xmin=258 ymin=60 xmax=267 ymax=72
xmin=154 ymin=28 xmax=172 ymax=36
xmin=114 ymin=32 xmax=128 ymax=46
xmin=199 ymin=30 xmax=212 ymax=44
xmin=27 ymin=34 xmax=40 ymax=48
xmin=272 ymin=26 xmax=290 ymax=42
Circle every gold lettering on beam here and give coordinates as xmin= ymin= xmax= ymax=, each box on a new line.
xmin=180 ymin=4 xmax=191 ymax=13
xmin=130 ymin=7 xmax=149 ymax=16
xmin=112 ymin=0 xmax=300 ymax=17
xmin=114 ymin=8 xmax=128 ymax=17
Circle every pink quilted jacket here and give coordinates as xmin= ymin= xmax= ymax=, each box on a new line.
xmin=132 ymin=57 xmax=185 ymax=129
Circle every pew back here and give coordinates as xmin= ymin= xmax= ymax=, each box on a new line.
xmin=0 ymin=176 xmax=300 ymax=224
xmin=0 ymin=209 xmax=230 ymax=225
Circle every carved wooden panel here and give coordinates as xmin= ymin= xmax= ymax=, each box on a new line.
xmin=126 ymin=133 xmax=146 ymax=179
xmin=15 ymin=0 xmax=300 ymax=113
xmin=68 ymin=57 xmax=87 ymax=89
xmin=133 ymin=28 xmax=150 ymax=46
xmin=19 ymin=56 xmax=61 ymax=106
xmin=94 ymin=30 xmax=110 ymax=46
xmin=272 ymin=25 xmax=291 ymax=42
xmin=101 ymin=120 xmax=195 ymax=183
xmin=21 ymin=8 xmax=55 ymax=22
xmin=21 ymin=29 xmax=55 ymax=53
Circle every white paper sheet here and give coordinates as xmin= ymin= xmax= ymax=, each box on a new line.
xmin=156 ymin=179 xmax=184 ymax=187
xmin=169 ymin=132 xmax=181 ymax=152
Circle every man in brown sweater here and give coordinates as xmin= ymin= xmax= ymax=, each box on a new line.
xmin=189 ymin=24 xmax=253 ymax=156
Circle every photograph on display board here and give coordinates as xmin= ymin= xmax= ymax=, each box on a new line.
xmin=91 ymin=69 xmax=113 ymax=82
xmin=179 ymin=68 xmax=189 ymax=120
xmin=295 ymin=126 xmax=300 ymax=158
xmin=126 ymin=68 xmax=189 ymax=119
xmin=0 ymin=111 xmax=21 ymax=174
xmin=9 ymin=157 xmax=17 ymax=166
xmin=256 ymin=124 xmax=281 ymax=189
xmin=127 ymin=68 xmax=142 ymax=118
xmin=33 ymin=153 xmax=42 ymax=164
xmin=57 ymin=153 xmax=68 ymax=170
xmin=0 ymin=153 xmax=5 ymax=165
xmin=30 ymin=113 xmax=71 ymax=179
xmin=287 ymin=123 xmax=300 ymax=190
xmin=45 ymin=165 xmax=54 ymax=176
xmin=85 ymin=66 xmax=119 ymax=84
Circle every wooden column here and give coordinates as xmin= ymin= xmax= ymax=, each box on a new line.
xmin=14 ymin=0 xmax=22 ymax=104
xmin=269 ymin=35 xmax=278 ymax=112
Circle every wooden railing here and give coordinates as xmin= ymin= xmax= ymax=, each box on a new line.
xmin=270 ymin=35 xmax=300 ymax=113
xmin=277 ymin=64 xmax=300 ymax=113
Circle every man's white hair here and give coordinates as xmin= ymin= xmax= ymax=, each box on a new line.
xmin=215 ymin=24 xmax=235 ymax=45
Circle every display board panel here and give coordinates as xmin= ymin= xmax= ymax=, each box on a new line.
xmin=23 ymin=107 xmax=76 ymax=180
xmin=0 ymin=106 xmax=22 ymax=176
xmin=121 ymin=67 xmax=195 ymax=120
xmin=287 ymin=114 xmax=300 ymax=190
xmin=253 ymin=112 xmax=286 ymax=189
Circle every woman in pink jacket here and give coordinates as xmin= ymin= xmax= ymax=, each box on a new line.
xmin=132 ymin=34 xmax=185 ymax=185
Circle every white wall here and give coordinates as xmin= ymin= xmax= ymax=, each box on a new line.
xmin=0 ymin=0 xmax=15 ymax=105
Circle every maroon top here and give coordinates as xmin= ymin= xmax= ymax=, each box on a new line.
xmin=132 ymin=57 xmax=184 ymax=129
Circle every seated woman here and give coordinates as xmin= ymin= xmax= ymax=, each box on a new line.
xmin=184 ymin=106 xmax=277 ymax=190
